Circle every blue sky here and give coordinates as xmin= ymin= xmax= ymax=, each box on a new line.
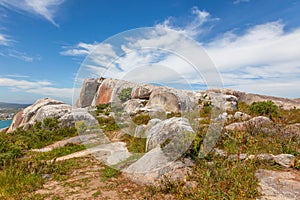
xmin=0 ymin=0 xmax=300 ymax=104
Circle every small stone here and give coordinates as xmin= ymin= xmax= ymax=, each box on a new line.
xmin=213 ymin=148 xmax=227 ymax=157
xmin=257 ymin=153 xmax=274 ymax=162
xmin=123 ymin=188 xmax=129 ymax=193
xmin=239 ymin=154 xmax=247 ymax=160
xmin=246 ymin=155 xmax=256 ymax=160
xmin=228 ymin=154 xmax=238 ymax=161
xmin=273 ymin=154 xmax=295 ymax=168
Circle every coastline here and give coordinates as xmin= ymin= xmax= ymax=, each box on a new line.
xmin=0 ymin=119 xmax=12 ymax=129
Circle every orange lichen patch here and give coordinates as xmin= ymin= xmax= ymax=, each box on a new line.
xmin=96 ymin=84 xmax=112 ymax=105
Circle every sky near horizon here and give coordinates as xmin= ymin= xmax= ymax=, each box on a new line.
xmin=0 ymin=0 xmax=300 ymax=104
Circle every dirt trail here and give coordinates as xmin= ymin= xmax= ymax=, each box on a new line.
xmin=35 ymin=156 xmax=175 ymax=200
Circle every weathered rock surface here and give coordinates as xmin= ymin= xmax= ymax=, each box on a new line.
xmin=282 ymin=123 xmax=300 ymax=138
xmin=92 ymin=78 xmax=137 ymax=105
xmin=145 ymin=117 xmax=195 ymax=152
xmin=7 ymin=99 xmax=102 ymax=133
xmin=123 ymin=147 xmax=193 ymax=184
xmin=131 ymin=85 xmax=157 ymax=99
xmin=59 ymin=108 xmax=98 ymax=127
xmin=256 ymin=169 xmax=300 ymax=200
xmin=73 ymin=78 xmax=300 ymax=114
xmin=273 ymin=154 xmax=295 ymax=168
xmin=54 ymin=142 xmax=131 ymax=166
xmin=238 ymin=92 xmax=300 ymax=110
xmin=32 ymin=132 xmax=110 ymax=153
xmin=123 ymin=99 xmax=145 ymax=115
xmin=225 ymin=116 xmax=273 ymax=132
xmin=75 ymin=78 xmax=101 ymax=108
xmin=234 ymin=111 xmax=252 ymax=121
xmin=146 ymin=88 xmax=195 ymax=113
xmin=8 ymin=98 xmax=71 ymax=132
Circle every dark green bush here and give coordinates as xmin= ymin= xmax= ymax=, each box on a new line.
xmin=0 ymin=118 xmax=77 ymax=166
xmin=118 ymin=88 xmax=132 ymax=103
xmin=249 ymin=101 xmax=278 ymax=117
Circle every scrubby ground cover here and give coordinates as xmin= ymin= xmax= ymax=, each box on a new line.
xmin=0 ymin=100 xmax=299 ymax=199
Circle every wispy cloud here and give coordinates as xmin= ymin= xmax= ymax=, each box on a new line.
xmin=0 ymin=0 xmax=65 ymax=26
xmin=233 ymin=0 xmax=250 ymax=4
xmin=7 ymin=50 xmax=35 ymax=62
xmin=205 ymin=21 xmax=300 ymax=97
xmin=0 ymin=48 xmax=38 ymax=62
xmin=0 ymin=77 xmax=73 ymax=101
xmin=0 ymin=33 xmax=11 ymax=46
xmin=0 ymin=77 xmax=51 ymax=89
xmin=62 ymin=7 xmax=300 ymax=98
xmin=159 ymin=6 xmax=219 ymax=38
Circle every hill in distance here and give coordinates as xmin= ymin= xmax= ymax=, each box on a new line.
xmin=0 ymin=102 xmax=31 ymax=109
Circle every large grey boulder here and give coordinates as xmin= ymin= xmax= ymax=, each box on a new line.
xmin=8 ymin=98 xmax=71 ymax=132
xmin=282 ymin=123 xmax=300 ymax=138
xmin=75 ymin=78 xmax=101 ymax=108
xmin=131 ymin=85 xmax=157 ymax=99
xmin=60 ymin=108 xmax=98 ymax=127
xmin=256 ymin=169 xmax=300 ymax=199
xmin=92 ymin=78 xmax=137 ymax=105
xmin=146 ymin=88 xmax=195 ymax=113
xmin=145 ymin=117 xmax=195 ymax=152
xmin=225 ymin=116 xmax=273 ymax=132
xmin=123 ymin=99 xmax=145 ymax=115
xmin=123 ymin=147 xmax=193 ymax=184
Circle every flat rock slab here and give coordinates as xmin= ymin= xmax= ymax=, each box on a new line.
xmin=54 ymin=142 xmax=131 ymax=166
xmin=255 ymin=169 xmax=300 ymax=200
xmin=32 ymin=133 xmax=110 ymax=152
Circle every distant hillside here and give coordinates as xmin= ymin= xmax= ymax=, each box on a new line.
xmin=0 ymin=102 xmax=31 ymax=109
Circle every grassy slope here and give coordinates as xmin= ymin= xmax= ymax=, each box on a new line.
xmin=0 ymin=102 xmax=299 ymax=199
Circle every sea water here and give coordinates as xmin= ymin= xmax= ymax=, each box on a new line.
xmin=0 ymin=119 xmax=12 ymax=129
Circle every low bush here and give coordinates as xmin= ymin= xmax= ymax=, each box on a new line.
xmin=118 ymin=88 xmax=132 ymax=103
xmin=249 ymin=101 xmax=278 ymax=118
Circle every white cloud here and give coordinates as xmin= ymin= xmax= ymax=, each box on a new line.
xmin=0 ymin=78 xmax=51 ymax=89
xmin=0 ymin=33 xmax=10 ymax=46
xmin=0 ymin=77 xmax=73 ymax=101
xmin=7 ymin=50 xmax=35 ymax=62
xmin=233 ymin=0 xmax=250 ymax=4
xmin=0 ymin=0 xmax=65 ymax=26
xmin=204 ymin=21 xmax=300 ymax=97
xmin=158 ymin=6 xmax=218 ymax=38
xmin=26 ymin=87 xmax=73 ymax=99
xmin=62 ymin=8 xmax=300 ymax=98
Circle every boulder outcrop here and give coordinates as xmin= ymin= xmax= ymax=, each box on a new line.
xmin=7 ymin=98 xmax=71 ymax=132
xmin=256 ymin=169 xmax=300 ymax=199
xmin=75 ymin=78 xmax=101 ymax=108
xmin=145 ymin=117 xmax=195 ymax=152
xmin=225 ymin=116 xmax=273 ymax=132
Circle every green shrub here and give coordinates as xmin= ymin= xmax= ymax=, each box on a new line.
xmin=121 ymin=134 xmax=146 ymax=153
xmin=96 ymin=103 xmax=111 ymax=115
xmin=249 ymin=101 xmax=278 ymax=117
xmin=118 ymin=88 xmax=132 ymax=103
xmin=101 ymin=166 xmax=120 ymax=182
xmin=131 ymin=114 xmax=150 ymax=125
xmin=0 ymin=118 xmax=77 ymax=166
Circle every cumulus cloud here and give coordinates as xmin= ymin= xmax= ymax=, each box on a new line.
xmin=62 ymin=7 xmax=300 ymax=98
xmin=0 ymin=0 xmax=65 ymax=26
xmin=205 ymin=21 xmax=300 ymax=97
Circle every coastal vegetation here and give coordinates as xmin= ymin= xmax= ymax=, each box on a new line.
xmin=0 ymin=99 xmax=299 ymax=199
